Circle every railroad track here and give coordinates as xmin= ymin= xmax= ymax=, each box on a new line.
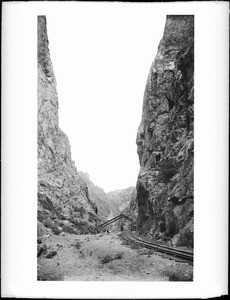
xmin=121 ymin=230 xmax=193 ymax=263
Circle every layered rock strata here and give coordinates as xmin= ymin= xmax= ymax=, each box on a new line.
xmin=37 ymin=16 xmax=98 ymax=237
xmin=136 ymin=15 xmax=194 ymax=246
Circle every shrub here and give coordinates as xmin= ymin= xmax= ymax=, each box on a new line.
xmin=73 ymin=206 xmax=79 ymax=212
xmin=71 ymin=219 xmax=87 ymax=232
xmin=100 ymin=252 xmax=123 ymax=264
xmin=62 ymin=224 xmax=76 ymax=234
xmin=100 ymin=254 xmax=114 ymax=264
xmin=60 ymin=214 xmax=67 ymax=220
xmin=43 ymin=219 xmax=61 ymax=235
xmin=37 ymin=272 xmax=63 ymax=281
xmin=115 ymin=252 xmax=123 ymax=259
xmin=52 ymin=226 xmax=61 ymax=235
xmin=43 ymin=220 xmax=53 ymax=231
xmin=74 ymin=241 xmax=81 ymax=249
xmin=162 ymin=269 xmax=193 ymax=281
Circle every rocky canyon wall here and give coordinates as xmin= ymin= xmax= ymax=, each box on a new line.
xmin=79 ymin=172 xmax=120 ymax=222
xmin=37 ymin=16 xmax=99 ymax=237
xmin=107 ymin=187 xmax=137 ymax=231
xmin=136 ymin=15 xmax=194 ymax=247
xmin=106 ymin=187 xmax=136 ymax=213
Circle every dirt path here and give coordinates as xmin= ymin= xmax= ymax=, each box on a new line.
xmin=37 ymin=232 xmax=193 ymax=281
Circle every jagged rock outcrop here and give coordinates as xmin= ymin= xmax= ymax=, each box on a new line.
xmin=37 ymin=16 xmax=98 ymax=237
xmin=107 ymin=187 xmax=136 ymax=213
xmin=79 ymin=172 xmax=120 ymax=222
xmin=136 ymin=15 xmax=194 ymax=247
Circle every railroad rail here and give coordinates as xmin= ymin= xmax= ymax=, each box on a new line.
xmin=121 ymin=230 xmax=193 ymax=263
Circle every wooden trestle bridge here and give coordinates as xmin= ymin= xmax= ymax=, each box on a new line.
xmin=97 ymin=213 xmax=133 ymax=232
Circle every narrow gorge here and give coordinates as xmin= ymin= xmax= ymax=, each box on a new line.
xmin=37 ymin=14 xmax=194 ymax=281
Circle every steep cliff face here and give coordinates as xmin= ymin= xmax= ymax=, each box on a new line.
xmin=107 ymin=187 xmax=136 ymax=213
xmin=79 ymin=172 xmax=120 ymax=222
xmin=37 ymin=16 xmax=98 ymax=237
xmin=136 ymin=16 xmax=194 ymax=247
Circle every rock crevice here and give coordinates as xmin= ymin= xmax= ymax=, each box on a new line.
xmin=136 ymin=15 xmax=194 ymax=247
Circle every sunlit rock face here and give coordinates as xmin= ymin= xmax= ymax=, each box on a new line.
xmin=136 ymin=15 xmax=194 ymax=247
xmin=37 ymin=16 xmax=98 ymax=237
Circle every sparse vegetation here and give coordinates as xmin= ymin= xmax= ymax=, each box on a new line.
xmin=72 ymin=206 xmax=86 ymax=218
xmin=62 ymin=224 xmax=76 ymax=234
xmin=52 ymin=226 xmax=61 ymax=235
xmin=74 ymin=241 xmax=81 ymax=249
xmin=43 ymin=219 xmax=61 ymax=235
xmin=100 ymin=252 xmax=123 ymax=264
xmin=37 ymin=272 xmax=64 ymax=281
xmin=161 ymin=267 xmax=193 ymax=281
xmin=37 ymin=231 xmax=193 ymax=281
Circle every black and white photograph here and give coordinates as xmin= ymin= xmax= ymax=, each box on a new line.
xmin=37 ymin=13 xmax=194 ymax=281
xmin=2 ymin=1 xmax=228 ymax=298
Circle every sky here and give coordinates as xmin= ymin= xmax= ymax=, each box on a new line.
xmin=45 ymin=4 xmax=166 ymax=192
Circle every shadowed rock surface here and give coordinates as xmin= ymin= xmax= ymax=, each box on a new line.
xmin=107 ymin=187 xmax=136 ymax=213
xmin=107 ymin=187 xmax=138 ymax=231
xmin=79 ymin=172 xmax=120 ymax=222
xmin=136 ymin=15 xmax=194 ymax=247
xmin=37 ymin=16 xmax=99 ymax=238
